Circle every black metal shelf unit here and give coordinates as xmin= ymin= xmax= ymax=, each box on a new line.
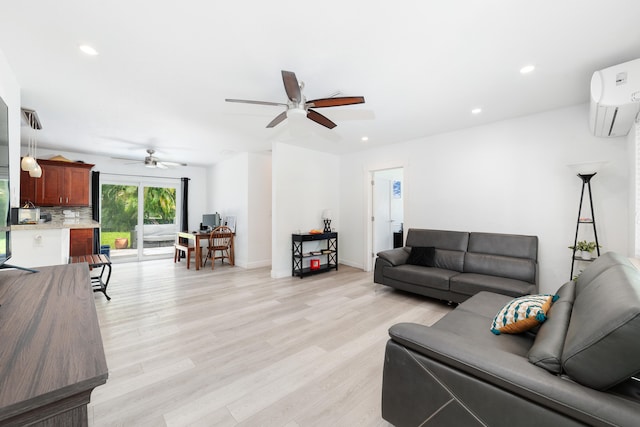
xmin=292 ymin=232 xmax=338 ymax=278
xmin=570 ymin=173 xmax=601 ymax=280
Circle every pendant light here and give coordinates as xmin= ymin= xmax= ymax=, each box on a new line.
xmin=21 ymin=109 xmax=42 ymax=177
xmin=20 ymin=128 xmax=36 ymax=171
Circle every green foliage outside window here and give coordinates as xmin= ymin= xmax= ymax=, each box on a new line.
xmin=101 ymin=185 xmax=176 ymax=232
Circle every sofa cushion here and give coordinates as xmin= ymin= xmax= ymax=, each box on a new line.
xmin=405 ymin=229 xmax=469 ymax=251
xmin=490 ymin=294 xmax=557 ymax=335
xmin=450 ymin=273 xmax=537 ymax=298
xmin=433 ymin=306 xmax=534 ymax=356
xmin=464 ymin=253 xmax=536 ymax=284
xmin=406 ymin=246 xmax=435 ymax=267
xmin=562 ymin=264 xmax=640 ymax=390
xmin=384 ymin=265 xmax=455 ymax=291
xmin=456 ymin=291 xmax=515 ymax=319
xmin=377 ymin=247 xmax=410 ymax=266
xmin=527 ymin=282 xmax=576 ymax=374
xmin=575 ymin=251 xmax=634 ymax=295
xmin=468 ymin=232 xmax=538 ymax=260
xmin=433 ymin=249 xmax=465 ymax=272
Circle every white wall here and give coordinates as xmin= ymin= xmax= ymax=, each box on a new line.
xmin=247 ymin=152 xmax=272 ymax=268
xmin=208 ymin=152 xmax=272 ymax=269
xmin=340 ymin=104 xmax=630 ymax=294
xmin=628 ymin=122 xmax=638 ymax=257
xmin=271 ymin=142 xmax=339 ymax=278
xmin=0 ymin=50 xmax=21 ymax=207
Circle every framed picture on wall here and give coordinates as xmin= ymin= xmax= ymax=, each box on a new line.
xmin=224 ymin=216 xmax=236 ymax=233
xmin=393 ymin=180 xmax=402 ymax=198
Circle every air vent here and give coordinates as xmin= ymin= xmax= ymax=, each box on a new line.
xmin=21 ymin=108 xmax=42 ymax=130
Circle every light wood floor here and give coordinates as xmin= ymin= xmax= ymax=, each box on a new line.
xmin=88 ymin=260 xmax=452 ymax=426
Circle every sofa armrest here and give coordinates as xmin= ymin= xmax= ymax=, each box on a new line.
xmin=388 ymin=323 xmax=640 ymax=426
xmin=377 ymin=247 xmax=409 ymax=266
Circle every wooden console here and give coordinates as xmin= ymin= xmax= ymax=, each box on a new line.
xmin=0 ymin=264 xmax=108 ymax=426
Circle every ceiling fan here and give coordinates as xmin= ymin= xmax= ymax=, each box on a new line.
xmin=114 ymin=149 xmax=187 ymax=169
xmin=226 ymin=70 xmax=365 ymax=129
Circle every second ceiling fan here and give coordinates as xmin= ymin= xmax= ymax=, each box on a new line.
xmin=226 ymin=70 xmax=365 ymax=129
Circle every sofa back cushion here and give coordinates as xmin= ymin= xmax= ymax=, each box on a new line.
xmin=464 ymin=253 xmax=537 ymax=283
xmin=464 ymin=232 xmax=537 ymax=283
xmin=406 ymin=229 xmax=469 ymax=251
xmin=468 ymin=232 xmax=538 ymax=260
xmin=406 ymin=229 xmax=469 ymax=272
xmin=527 ymin=281 xmax=575 ymax=373
xmin=433 ymin=249 xmax=465 ymax=272
xmin=575 ymin=251 xmax=634 ymax=295
xmin=561 ymin=264 xmax=640 ymax=390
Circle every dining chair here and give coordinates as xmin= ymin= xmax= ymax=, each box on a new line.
xmin=174 ymin=233 xmax=197 ymax=269
xmin=203 ymin=225 xmax=234 ymax=269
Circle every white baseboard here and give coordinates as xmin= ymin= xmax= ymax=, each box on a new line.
xmin=244 ymin=259 xmax=271 ymax=269
xmin=271 ymin=268 xmax=291 ymax=279
xmin=339 ymin=259 xmax=365 ymax=270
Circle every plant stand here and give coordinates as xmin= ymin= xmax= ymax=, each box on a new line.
xmin=570 ymin=173 xmax=601 ymax=280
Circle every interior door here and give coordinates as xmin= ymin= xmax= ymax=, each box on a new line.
xmin=370 ymin=168 xmax=404 ymax=271
xmin=373 ymin=176 xmax=393 ymax=255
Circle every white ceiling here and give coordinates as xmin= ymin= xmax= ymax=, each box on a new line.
xmin=1 ymin=1 xmax=639 ymax=167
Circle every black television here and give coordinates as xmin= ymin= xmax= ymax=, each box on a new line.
xmin=0 ymin=95 xmax=10 ymax=267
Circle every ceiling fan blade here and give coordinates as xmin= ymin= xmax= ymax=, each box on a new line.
xmin=307 ymin=109 xmax=337 ymax=129
xmin=282 ymin=70 xmax=301 ymax=103
xmin=266 ymin=111 xmax=288 ymax=128
xmin=306 ymin=96 xmax=365 ymax=108
xmin=159 ymin=161 xmax=187 ymax=167
xmin=111 ymin=155 xmax=138 ymax=162
xmin=225 ymin=98 xmax=287 ymax=107
xmin=155 ymin=162 xmax=169 ymax=169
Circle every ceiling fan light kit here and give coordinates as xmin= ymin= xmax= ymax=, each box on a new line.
xmin=226 ymin=70 xmax=365 ymax=129
xmin=113 ymin=148 xmax=187 ymax=169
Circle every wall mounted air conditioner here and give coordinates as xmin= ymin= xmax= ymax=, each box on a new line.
xmin=589 ymin=58 xmax=640 ymax=137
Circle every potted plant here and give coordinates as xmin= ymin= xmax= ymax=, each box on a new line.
xmin=569 ymin=240 xmax=600 ymax=260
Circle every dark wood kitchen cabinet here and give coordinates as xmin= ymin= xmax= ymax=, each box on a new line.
xmin=20 ymin=159 xmax=94 ymax=206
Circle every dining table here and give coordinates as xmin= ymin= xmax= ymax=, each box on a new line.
xmin=177 ymin=230 xmax=235 ymax=270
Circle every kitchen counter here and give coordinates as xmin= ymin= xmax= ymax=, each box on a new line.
xmin=10 ymin=220 xmax=100 ymax=268
xmin=11 ymin=219 xmax=100 ymax=230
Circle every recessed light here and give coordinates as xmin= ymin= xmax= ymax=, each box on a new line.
xmin=471 ymin=108 xmax=482 ymax=115
xmin=79 ymin=45 xmax=98 ymax=56
xmin=361 ymin=136 xmax=369 ymax=141
xmin=520 ymin=64 xmax=535 ymax=74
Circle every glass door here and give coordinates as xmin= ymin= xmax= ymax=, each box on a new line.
xmin=100 ymin=179 xmax=180 ymax=261
xmin=140 ymin=185 xmax=177 ymax=258
xmin=100 ymin=183 xmax=139 ymax=261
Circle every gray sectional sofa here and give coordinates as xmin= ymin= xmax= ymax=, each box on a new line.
xmin=381 ymin=251 xmax=640 ymax=426
xmin=374 ymin=228 xmax=538 ymax=303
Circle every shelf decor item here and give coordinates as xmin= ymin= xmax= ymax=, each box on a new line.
xmin=322 ymin=209 xmax=332 ymax=233
xmin=310 ymin=259 xmax=320 ymax=270
xmin=569 ymin=240 xmax=601 ymax=260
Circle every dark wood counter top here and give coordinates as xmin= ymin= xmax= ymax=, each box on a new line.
xmin=0 ymin=264 xmax=108 ymax=426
